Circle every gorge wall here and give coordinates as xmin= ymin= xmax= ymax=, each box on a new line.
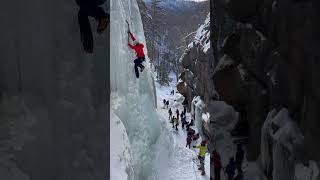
xmin=213 ymin=0 xmax=320 ymax=178
xmin=179 ymin=0 xmax=320 ymax=178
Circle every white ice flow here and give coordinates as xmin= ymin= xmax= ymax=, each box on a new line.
xmin=110 ymin=0 xmax=160 ymax=179
xmin=110 ymin=0 xmax=210 ymax=178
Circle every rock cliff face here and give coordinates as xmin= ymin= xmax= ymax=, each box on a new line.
xmin=180 ymin=0 xmax=320 ymax=178
xmin=178 ymin=14 xmax=216 ymax=111
xmin=210 ymin=0 xmax=320 ymax=178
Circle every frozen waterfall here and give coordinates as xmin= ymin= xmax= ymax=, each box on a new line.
xmin=110 ymin=0 xmax=160 ymax=179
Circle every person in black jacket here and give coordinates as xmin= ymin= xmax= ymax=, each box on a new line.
xmin=235 ymin=144 xmax=244 ymax=178
xmin=76 ymin=0 xmax=109 ymax=53
xmin=168 ymin=108 xmax=172 ymax=120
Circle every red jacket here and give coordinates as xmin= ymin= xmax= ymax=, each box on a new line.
xmin=211 ymin=153 xmax=222 ymax=168
xmin=128 ymin=32 xmax=145 ymax=58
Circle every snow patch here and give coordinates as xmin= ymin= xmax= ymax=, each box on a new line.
xmin=188 ymin=13 xmax=210 ymax=54
xmin=202 ymin=112 xmax=210 ymax=123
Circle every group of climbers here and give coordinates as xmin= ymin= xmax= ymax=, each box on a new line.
xmin=169 ymin=109 xmax=182 ymax=131
xmin=169 ymin=108 xmax=188 ymax=131
xmin=211 ymin=144 xmax=245 ymax=180
xmin=163 ymin=99 xmax=169 ymax=108
xmin=165 ymin=91 xmax=247 ymax=179
xmin=224 ymin=144 xmax=245 ymax=180
xmin=166 ymin=94 xmax=209 ymax=176
xmin=166 ymin=96 xmax=246 ymax=179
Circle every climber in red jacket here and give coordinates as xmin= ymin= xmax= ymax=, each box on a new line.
xmin=128 ymin=31 xmax=145 ymax=78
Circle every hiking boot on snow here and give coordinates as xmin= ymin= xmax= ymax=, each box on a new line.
xmin=201 ymin=171 xmax=205 ymax=176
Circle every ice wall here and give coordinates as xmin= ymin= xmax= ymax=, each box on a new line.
xmin=259 ymin=108 xmax=320 ymax=180
xmin=192 ymin=96 xmax=205 ymax=138
xmin=0 ymin=1 xmax=109 ymax=180
xmin=110 ymin=0 xmax=160 ymax=179
xmin=110 ymin=111 xmax=134 ymax=180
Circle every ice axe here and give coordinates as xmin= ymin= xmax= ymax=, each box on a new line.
xmin=126 ymin=20 xmax=130 ymax=30
xmin=126 ymin=20 xmax=131 ymax=42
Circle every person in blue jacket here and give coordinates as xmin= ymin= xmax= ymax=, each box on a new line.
xmin=225 ymin=157 xmax=236 ymax=180
xmin=235 ymin=144 xmax=244 ymax=178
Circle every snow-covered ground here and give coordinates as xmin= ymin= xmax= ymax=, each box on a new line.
xmin=152 ymin=73 xmax=210 ymax=180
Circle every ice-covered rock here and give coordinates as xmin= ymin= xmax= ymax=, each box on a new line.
xmin=110 ymin=0 xmax=160 ymax=179
xmin=110 ymin=111 xmax=134 ymax=180
xmin=260 ymin=108 xmax=314 ymax=180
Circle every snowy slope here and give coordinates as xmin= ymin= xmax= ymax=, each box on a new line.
xmin=153 ymin=74 xmax=210 ymax=180
xmin=110 ymin=0 xmax=160 ymax=179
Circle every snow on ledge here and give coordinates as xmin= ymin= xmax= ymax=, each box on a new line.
xmin=202 ymin=112 xmax=210 ymax=123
